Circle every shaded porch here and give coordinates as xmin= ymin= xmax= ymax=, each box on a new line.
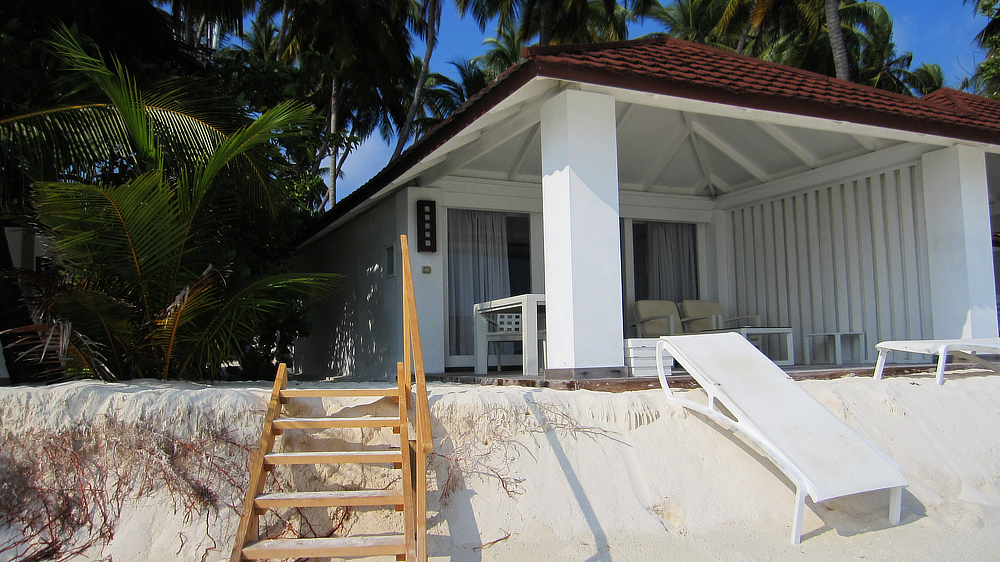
xmin=421 ymin=84 xmax=999 ymax=379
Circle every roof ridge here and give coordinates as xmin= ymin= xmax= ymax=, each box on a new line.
xmin=920 ymin=87 xmax=978 ymax=116
xmin=528 ymin=36 xmax=958 ymax=110
xmin=523 ymin=36 xmax=669 ymax=58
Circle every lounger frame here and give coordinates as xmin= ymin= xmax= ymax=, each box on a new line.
xmin=873 ymin=338 xmax=1000 ymax=385
xmin=656 ymin=335 xmax=905 ymax=544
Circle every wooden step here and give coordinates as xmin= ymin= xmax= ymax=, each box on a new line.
xmin=273 ymin=416 xmax=400 ymax=430
xmin=255 ymin=490 xmax=404 ymax=509
xmin=241 ymin=535 xmax=406 ymax=559
xmin=264 ymin=450 xmax=402 ymax=466
xmin=280 ymin=388 xmax=400 ymax=399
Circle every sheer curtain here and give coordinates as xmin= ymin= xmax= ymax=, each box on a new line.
xmin=448 ymin=209 xmax=511 ymax=355
xmin=647 ymin=222 xmax=698 ymax=302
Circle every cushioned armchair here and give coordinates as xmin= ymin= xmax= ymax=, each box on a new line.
xmin=678 ymin=300 xmax=760 ymax=333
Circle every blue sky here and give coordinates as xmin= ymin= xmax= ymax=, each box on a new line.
xmin=335 ymin=0 xmax=990 ymax=202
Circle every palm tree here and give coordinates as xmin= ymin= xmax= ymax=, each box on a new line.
xmin=825 ymin=0 xmax=849 ymax=80
xmin=457 ymin=0 xmax=655 ymax=47
xmin=476 ymin=23 xmax=526 ymax=80
xmin=964 ymin=0 xmax=1000 ymax=97
xmin=3 ymin=28 xmax=340 ymax=381
xmin=650 ymin=0 xmax=732 ymax=46
xmin=907 ymin=63 xmax=945 ymax=96
xmin=394 ymin=0 xmax=442 ymax=160
xmin=270 ymin=0 xmax=415 ymax=208
xmin=163 ymin=0 xmax=255 ymax=50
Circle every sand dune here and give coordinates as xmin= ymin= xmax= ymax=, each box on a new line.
xmin=2 ymin=370 xmax=999 ymax=561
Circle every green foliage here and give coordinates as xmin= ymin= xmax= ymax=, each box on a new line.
xmin=5 ymin=29 xmax=340 ymax=381
xmin=966 ymin=1 xmax=1000 ymax=97
xmin=653 ymin=0 xmax=943 ymax=96
xmin=18 ymin=102 xmax=341 ymax=381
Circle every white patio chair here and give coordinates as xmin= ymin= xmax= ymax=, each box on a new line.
xmin=485 ymin=313 xmax=546 ymax=372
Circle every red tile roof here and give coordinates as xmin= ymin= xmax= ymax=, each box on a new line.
xmin=525 ymin=37 xmax=1000 ymax=142
xmin=308 ymin=36 xmax=1000 ymax=238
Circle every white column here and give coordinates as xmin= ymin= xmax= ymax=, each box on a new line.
xmin=921 ymin=145 xmax=998 ymax=338
xmin=540 ymin=90 xmax=626 ymax=378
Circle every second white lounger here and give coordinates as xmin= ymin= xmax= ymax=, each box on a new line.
xmin=873 ymin=338 xmax=1000 ymax=385
xmin=656 ymin=333 xmax=906 ymax=544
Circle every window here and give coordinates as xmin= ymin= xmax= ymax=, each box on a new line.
xmin=384 ymin=245 xmax=395 ymax=278
xmin=446 ymin=209 xmax=531 ymax=356
xmin=633 ymin=221 xmax=698 ymax=302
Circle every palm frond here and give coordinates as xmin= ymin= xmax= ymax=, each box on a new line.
xmin=184 ymin=100 xmax=312 ymax=215
xmin=47 ymin=24 xmax=158 ymax=165
xmin=32 ymin=172 xmax=187 ymax=312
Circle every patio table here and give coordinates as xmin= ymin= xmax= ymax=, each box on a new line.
xmin=708 ymin=326 xmax=795 ymax=366
xmin=474 ymin=294 xmax=545 ymax=376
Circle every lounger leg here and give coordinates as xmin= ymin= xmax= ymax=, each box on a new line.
xmin=936 ymin=346 xmax=949 ymax=385
xmin=791 ymin=486 xmax=806 ymax=545
xmin=889 ymin=486 xmax=902 ymax=526
xmin=873 ymin=350 xmax=888 ymax=380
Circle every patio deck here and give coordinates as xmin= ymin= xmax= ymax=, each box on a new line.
xmin=421 ymin=362 xmax=999 ymax=392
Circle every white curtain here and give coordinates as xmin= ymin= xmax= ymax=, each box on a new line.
xmin=448 ymin=209 xmax=511 ymax=355
xmin=648 ymin=222 xmax=698 ymax=302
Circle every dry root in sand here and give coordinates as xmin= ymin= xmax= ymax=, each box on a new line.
xmin=0 ymin=411 xmax=402 ymax=562
xmin=0 ymin=415 xmax=254 ymax=562
xmin=434 ymin=399 xmax=618 ymax=505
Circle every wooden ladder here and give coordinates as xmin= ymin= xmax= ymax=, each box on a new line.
xmin=231 ymin=235 xmax=432 ymax=562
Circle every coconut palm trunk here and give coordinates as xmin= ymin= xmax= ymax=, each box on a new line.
xmin=326 ymin=76 xmax=339 ymax=210
xmin=539 ymin=0 xmax=556 ymax=45
xmin=394 ymin=0 xmax=440 ymax=161
xmin=826 ymin=0 xmax=850 ymax=80
xmin=275 ymin=0 xmax=289 ymax=61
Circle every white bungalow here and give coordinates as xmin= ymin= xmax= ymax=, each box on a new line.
xmin=292 ymin=37 xmax=1000 ymax=380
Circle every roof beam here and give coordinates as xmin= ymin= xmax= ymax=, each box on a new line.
xmin=708 ymin=173 xmax=730 ymax=196
xmin=419 ymin=103 xmax=541 ymax=186
xmin=608 ymin=88 xmax=957 ymax=147
xmin=616 ymin=102 xmax=635 ymax=132
xmin=683 ymin=112 xmax=713 ymax=190
xmin=851 ymin=134 xmax=881 ymax=151
xmin=692 ymin=119 xmax=770 ymax=182
xmin=641 ymin=126 xmax=689 ymax=191
xmin=715 ymin=141 xmax=935 ymax=210
xmin=419 ymin=86 xmax=565 ymax=186
xmin=507 ymin=123 xmax=540 ymax=181
xmin=756 ymin=122 xmax=821 ymax=168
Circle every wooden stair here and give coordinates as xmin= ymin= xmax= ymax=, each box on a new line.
xmin=231 ymin=235 xmax=433 ymax=561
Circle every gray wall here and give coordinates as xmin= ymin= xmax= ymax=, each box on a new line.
xmin=292 ymin=197 xmax=402 ymax=379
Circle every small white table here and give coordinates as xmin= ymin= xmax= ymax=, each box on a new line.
xmin=710 ymin=327 xmax=795 ymax=366
xmin=804 ymin=332 xmax=865 ymax=365
xmin=474 ymin=294 xmax=545 ymax=376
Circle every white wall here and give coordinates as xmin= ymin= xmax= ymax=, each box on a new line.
xmin=540 ymin=90 xmax=625 ymax=374
xmin=922 ymin=145 xmax=999 ymax=338
xmin=291 ymin=197 xmax=401 ymax=379
xmin=727 ymin=161 xmax=932 ymax=363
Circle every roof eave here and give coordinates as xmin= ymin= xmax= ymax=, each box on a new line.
xmin=299 ymin=61 xmax=542 ymax=246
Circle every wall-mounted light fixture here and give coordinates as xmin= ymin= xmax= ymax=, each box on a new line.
xmin=416 ymin=200 xmax=436 ymax=253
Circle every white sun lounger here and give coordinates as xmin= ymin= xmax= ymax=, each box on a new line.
xmin=873 ymin=338 xmax=1000 ymax=385
xmin=656 ymin=333 xmax=906 ymax=544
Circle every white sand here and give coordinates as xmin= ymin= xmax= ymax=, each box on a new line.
xmin=2 ymin=370 xmax=1000 ymax=561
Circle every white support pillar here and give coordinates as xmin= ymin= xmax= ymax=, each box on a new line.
xmin=921 ymin=145 xmax=998 ymax=338
xmin=540 ymin=90 xmax=626 ymax=379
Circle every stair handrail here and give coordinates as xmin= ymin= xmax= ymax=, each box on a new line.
xmin=400 ymin=235 xmax=432 ymax=453
xmin=400 ymin=235 xmax=431 ymax=562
